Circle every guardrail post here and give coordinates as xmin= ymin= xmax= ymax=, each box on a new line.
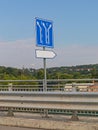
xmin=71 ymin=110 xmax=79 ymax=121
xmin=43 ymin=79 xmax=47 ymax=91
xmin=8 ymin=83 xmax=13 ymax=91
xmin=72 ymin=83 xmax=76 ymax=92
xmin=44 ymin=109 xmax=48 ymax=118
xmin=7 ymin=108 xmax=14 ymax=116
xmin=41 ymin=109 xmax=49 ymax=118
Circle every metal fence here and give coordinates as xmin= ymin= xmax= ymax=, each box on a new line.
xmin=0 ymin=79 xmax=97 ymax=92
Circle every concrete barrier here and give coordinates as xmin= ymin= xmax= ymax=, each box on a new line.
xmin=0 ymin=116 xmax=98 ymax=130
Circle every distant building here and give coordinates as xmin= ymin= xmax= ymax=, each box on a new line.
xmin=64 ymin=83 xmax=94 ymax=92
xmin=64 ymin=85 xmax=72 ymax=92
xmin=77 ymin=85 xmax=88 ymax=92
xmin=88 ymin=83 xmax=98 ymax=92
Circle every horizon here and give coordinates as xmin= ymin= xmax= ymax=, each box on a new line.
xmin=1 ymin=63 xmax=98 ymax=70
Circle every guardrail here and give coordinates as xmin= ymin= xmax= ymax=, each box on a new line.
xmin=0 ymin=79 xmax=98 ymax=120
xmin=0 ymin=91 xmax=98 ymax=120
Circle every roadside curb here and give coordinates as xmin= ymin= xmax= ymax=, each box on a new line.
xmin=0 ymin=116 xmax=98 ymax=130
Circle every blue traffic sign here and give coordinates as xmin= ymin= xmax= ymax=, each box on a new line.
xmin=35 ymin=18 xmax=54 ymax=48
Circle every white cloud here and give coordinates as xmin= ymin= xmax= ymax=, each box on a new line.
xmin=0 ymin=39 xmax=98 ymax=69
xmin=0 ymin=39 xmax=38 ymax=68
xmin=51 ymin=44 xmax=98 ymax=67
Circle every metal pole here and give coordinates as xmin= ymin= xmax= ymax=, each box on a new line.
xmin=43 ymin=47 xmax=47 ymax=91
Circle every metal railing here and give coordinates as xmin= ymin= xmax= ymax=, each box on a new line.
xmin=0 ymin=91 xmax=98 ymax=120
xmin=0 ymin=78 xmax=97 ymax=92
xmin=0 ymin=79 xmax=97 ymax=120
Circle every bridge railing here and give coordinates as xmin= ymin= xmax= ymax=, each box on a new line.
xmin=0 ymin=79 xmax=98 ymax=120
xmin=0 ymin=79 xmax=97 ymax=92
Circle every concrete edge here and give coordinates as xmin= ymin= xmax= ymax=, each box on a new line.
xmin=0 ymin=117 xmax=98 ymax=130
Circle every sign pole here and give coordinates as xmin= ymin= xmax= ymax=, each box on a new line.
xmin=43 ymin=47 xmax=47 ymax=91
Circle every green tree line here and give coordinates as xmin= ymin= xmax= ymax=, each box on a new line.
xmin=0 ymin=64 xmax=98 ymax=80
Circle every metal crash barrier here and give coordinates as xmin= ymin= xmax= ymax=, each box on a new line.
xmin=0 ymin=91 xmax=98 ymax=120
xmin=0 ymin=79 xmax=97 ymax=120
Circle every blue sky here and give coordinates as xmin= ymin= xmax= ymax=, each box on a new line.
xmin=0 ymin=0 xmax=98 ymax=68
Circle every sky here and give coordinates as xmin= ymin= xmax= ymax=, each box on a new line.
xmin=0 ymin=0 xmax=98 ymax=69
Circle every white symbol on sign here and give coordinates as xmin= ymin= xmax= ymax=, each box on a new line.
xmin=37 ymin=21 xmax=52 ymax=44
xmin=42 ymin=23 xmax=52 ymax=44
xmin=37 ymin=21 xmax=43 ymax=43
